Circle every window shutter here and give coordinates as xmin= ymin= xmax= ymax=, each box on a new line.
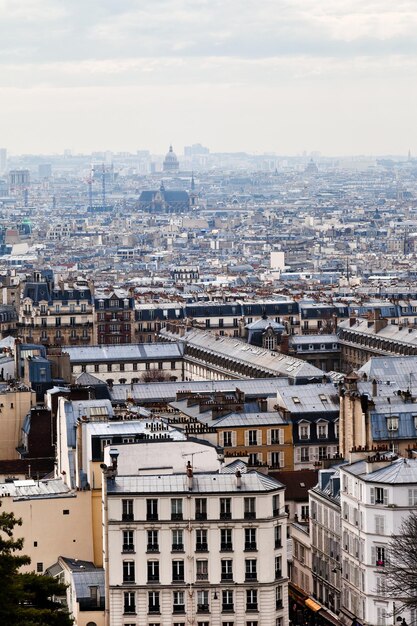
xmin=267 ymin=430 xmax=271 ymax=446
xmin=244 ymin=430 xmax=249 ymax=447
xmin=409 ymin=489 xmax=413 ymax=507
xmin=370 ymin=487 xmax=375 ymax=505
xmin=257 ymin=452 xmax=263 ymax=463
xmin=371 ymin=546 xmax=376 ymax=565
xmin=279 ymin=451 xmax=285 ymax=468
xmin=295 ymin=447 xmax=301 ymax=462
xmin=383 ymin=489 xmax=388 ymax=506
xmin=279 ymin=429 xmax=284 ymax=445
xmin=267 ymin=452 xmax=271 ymax=466
xmin=231 ymin=431 xmax=237 ymax=447
xmin=257 ymin=430 xmax=262 ymax=446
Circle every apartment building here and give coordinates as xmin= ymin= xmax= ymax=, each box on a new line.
xmin=102 ymin=440 xmax=288 ymax=626
xmin=18 ymin=271 xmax=94 ymax=347
xmin=339 ymin=453 xmax=417 ymax=626
xmin=94 ymin=288 xmax=135 ymax=345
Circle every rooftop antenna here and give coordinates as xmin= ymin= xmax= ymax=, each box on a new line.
xmin=88 ymin=164 xmax=94 ymax=210
xmin=101 ymin=163 xmax=106 ymax=210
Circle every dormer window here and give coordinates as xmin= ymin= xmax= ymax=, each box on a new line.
xmin=387 ymin=416 xmax=399 ymax=432
xmin=317 ymin=421 xmax=328 ymax=439
xmin=299 ymin=423 xmax=310 ymax=440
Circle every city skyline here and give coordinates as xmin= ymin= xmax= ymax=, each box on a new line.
xmin=0 ymin=0 xmax=416 ymax=155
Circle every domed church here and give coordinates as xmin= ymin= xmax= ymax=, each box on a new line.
xmin=163 ymin=145 xmax=180 ymax=172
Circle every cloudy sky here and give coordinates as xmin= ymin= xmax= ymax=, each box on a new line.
xmin=0 ymin=0 xmax=416 ymax=155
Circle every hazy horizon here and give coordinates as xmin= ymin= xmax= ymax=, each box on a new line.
xmin=1 ymin=0 xmax=416 ymax=156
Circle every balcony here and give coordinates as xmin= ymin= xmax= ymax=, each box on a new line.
xmin=275 ymin=540 xmax=282 ymax=549
xmin=172 ymin=575 xmax=184 ymax=583
xmin=122 ymin=513 xmax=134 ymax=522
xmin=147 ymin=545 xmax=159 ymax=553
xmin=172 ymin=544 xmax=184 ymax=552
xmin=246 ymin=603 xmax=258 ymax=612
xmin=196 ymin=572 xmax=208 ymax=581
xmin=273 ymin=509 xmax=280 ymax=517
xmin=276 ymin=600 xmax=283 ymax=610
xmin=171 ymin=513 xmax=183 ymax=521
xmin=244 ymin=511 xmax=256 ymax=520
xmin=197 ymin=604 xmax=210 ymax=614
xmin=244 ymin=543 xmax=257 ymax=551
xmin=123 ymin=576 xmax=135 ymax=584
xmin=173 ymin=605 xmax=185 ymax=614
xmin=221 ymin=573 xmax=233 ymax=582
xmin=275 ymin=569 xmax=282 ymax=580
xmin=222 ymin=604 xmax=234 ymax=613
xmin=147 ymin=514 xmax=158 ymax=521
xmin=148 ymin=606 xmax=160 ymax=615
xmin=122 ymin=545 xmax=135 ymax=553
xmin=123 ymin=606 xmax=136 ymax=615
xmin=220 ymin=543 xmax=233 ymax=552
xmin=245 ymin=573 xmax=257 ymax=581
xmin=220 ymin=512 xmax=232 ymax=520
xmin=196 ymin=543 xmax=208 ymax=552
xmin=196 ymin=512 xmax=207 ymax=521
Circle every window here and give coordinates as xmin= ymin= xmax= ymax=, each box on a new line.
xmin=317 ymin=422 xmax=328 ymax=439
xmin=318 ymin=446 xmax=328 ymax=461
xmin=172 ymin=529 xmax=184 ymax=552
xmin=196 ymin=498 xmax=207 ymax=520
xmin=373 ymin=546 xmax=386 ymax=567
xmin=276 ymin=585 xmax=283 ymax=609
xmin=244 ymin=497 xmax=256 ymax=519
xmin=274 ymin=525 xmax=282 ymax=548
xmin=299 ymin=424 xmax=310 ymax=440
xmin=409 ymin=489 xmax=417 ymax=506
xmin=220 ymin=497 xmax=232 ymax=520
xmin=171 ymin=498 xmax=183 ymax=520
xmin=222 ymin=589 xmax=234 ymax=612
xmin=245 ymin=559 xmax=257 ymax=581
xmin=147 ymin=499 xmax=158 ymax=521
xmin=273 ymin=494 xmax=280 ymax=515
xmin=123 ymin=530 xmax=134 ymax=552
xmin=124 ymin=591 xmax=136 ymax=614
xmin=196 ymin=529 xmax=208 ymax=551
xmin=123 ymin=561 xmax=135 ymax=583
xmin=55 ymin=317 xmax=61 ymax=327
xmin=246 ymin=589 xmax=258 ymax=611
xmin=147 ymin=530 xmax=159 ymax=552
xmin=269 ymin=428 xmax=284 ymax=445
xmin=371 ymin=487 xmax=388 ymax=506
xmin=173 ymin=590 xmax=185 ymax=614
xmin=148 ymin=591 xmax=160 ymax=614
xmin=196 ymin=559 xmax=208 ymax=581
xmin=375 ymin=515 xmax=385 ymax=534
xmin=147 ymin=560 xmax=159 ymax=582
xmin=221 ymin=528 xmax=233 ymax=551
xmin=248 ymin=430 xmax=258 ymax=445
xmin=247 ymin=622 xmax=258 ymax=626
xmin=301 ymin=505 xmax=309 ymax=521
xmin=197 ymin=590 xmax=209 ymax=613
xmin=107 ymin=363 xmax=112 ymax=372
xmin=275 ymin=555 xmax=282 ymax=579
xmin=221 ymin=559 xmax=233 ymax=581
xmin=122 ymin=499 xmax=134 ymax=521
xmin=387 ymin=416 xmax=399 ymax=431
xmin=36 ymin=562 xmax=43 ymax=573
xmin=245 ymin=528 xmax=257 ymax=551
xmin=223 ymin=431 xmax=232 ymax=447
xmin=172 ymin=560 xmax=184 ymax=582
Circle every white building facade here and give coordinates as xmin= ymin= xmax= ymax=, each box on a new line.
xmin=103 ymin=441 xmax=288 ymax=626
xmin=340 ymin=454 xmax=417 ymax=626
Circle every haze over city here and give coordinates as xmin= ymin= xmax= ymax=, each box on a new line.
xmin=0 ymin=0 xmax=416 ymax=155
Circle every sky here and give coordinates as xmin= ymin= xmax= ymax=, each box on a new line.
xmin=0 ymin=0 xmax=416 ymax=156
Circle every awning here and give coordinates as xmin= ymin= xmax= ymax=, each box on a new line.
xmin=305 ymin=598 xmax=322 ymax=612
xmin=319 ymin=608 xmax=342 ymax=626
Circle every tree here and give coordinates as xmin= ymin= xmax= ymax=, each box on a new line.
xmin=0 ymin=502 xmax=73 ymax=625
xmin=385 ymin=511 xmax=417 ymax=614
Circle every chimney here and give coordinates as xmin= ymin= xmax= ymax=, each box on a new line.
xmin=186 ymin=460 xmax=193 ymax=491
xmin=109 ymin=448 xmax=119 ymax=474
xmin=372 ymin=379 xmax=378 ymax=397
xmin=236 ymin=469 xmax=242 ymax=489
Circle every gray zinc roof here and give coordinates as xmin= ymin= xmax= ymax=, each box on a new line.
xmin=64 ymin=342 xmax=184 ymax=363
